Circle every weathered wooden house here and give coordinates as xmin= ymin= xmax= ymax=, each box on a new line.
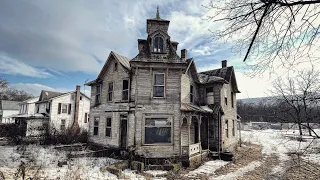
xmin=86 ymin=10 xmax=240 ymax=166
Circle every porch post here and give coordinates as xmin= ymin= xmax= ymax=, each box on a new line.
xmin=188 ymin=115 xmax=191 ymax=146
xmin=198 ymin=115 xmax=202 ymax=151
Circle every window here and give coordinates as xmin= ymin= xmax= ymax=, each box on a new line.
xmin=206 ymin=87 xmax=214 ymax=104
xmin=80 ymin=96 xmax=82 ymax=101
xmin=84 ymin=113 xmax=88 ymax=123
xmin=225 ymin=120 xmax=229 ymax=138
xmin=71 ymin=94 xmax=75 ymax=100
xmin=96 ymin=84 xmax=101 ymax=104
xmin=224 ymin=88 xmax=228 ymax=106
xmin=122 ymin=79 xmax=129 ymax=101
xmin=153 ymin=36 xmax=164 ymax=53
xmin=114 ymin=62 xmax=118 ymax=72
xmin=145 ymin=118 xmax=171 ymax=144
xmin=108 ymin=82 xmax=113 ymax=102
xmin=153 ymin=73 xmax=165 ymax=97
xmin=62 ymin=104 xmax=68 ymax=114
xmin=94 ymin=117 xmax=99 ymax=136
xmin=105 ymin=118 xmax=112 ymax=137
xmin=190 ymin=85 xmax=194 ymax=103
xmin=231 ymin=92 xmax=234 ymax=108
xmin=232 ymin=120 xmax=235 ymax=136
xmin=60 ymin=119 xmax=66 ymax=131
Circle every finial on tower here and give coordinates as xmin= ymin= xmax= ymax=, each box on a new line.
xmin=156 ymin=6 xmax=160 ymax=19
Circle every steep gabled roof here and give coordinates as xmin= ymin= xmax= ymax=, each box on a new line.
xmin=0 ymin=100 xmax=20 ymax=110
xmin=97 ymin=51 xmax=130 ymax=79
xmin=199 ymin=66 xmax=240 ymax=93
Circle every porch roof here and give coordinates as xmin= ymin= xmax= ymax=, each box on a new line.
xmin=181 ymin=103 xmax=211 ymax=113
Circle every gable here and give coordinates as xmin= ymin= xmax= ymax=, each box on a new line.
xmin=96 ymin=51 xmax=130 ymax=81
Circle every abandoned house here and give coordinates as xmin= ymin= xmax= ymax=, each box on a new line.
xmin=86 ymin=9 xmax=241 ymax=166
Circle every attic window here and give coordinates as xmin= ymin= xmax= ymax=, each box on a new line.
xmin=153 ymin=36 xmax=164 ymax=53
xmin=114 ymin=62 xmax=118 ymax=72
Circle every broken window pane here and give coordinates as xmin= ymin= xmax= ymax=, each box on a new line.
xmin=153 ymin=86 xmax=164 ymax=97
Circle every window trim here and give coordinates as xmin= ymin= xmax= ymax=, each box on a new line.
xmin=60 ymin=119 xmax=66 ymax=131
xmin=122 ymin=79 xmax=130 ymax=101
xmin=190 ymin=85 xmax=194 ymax=103
xmin=108 ymin=82 xmax=114 ymax=102
xmin=152 ymin=73 xmax=166 ymax=98
xmin=153 ymin=36 xmax=164 ymax=53
xmin=96 ymin=84 xmax=101 ymax=104
xmin=105 ymin=117 xmax=112 ymax=137
xmin=142 ymin=115 xmax=173 ymax=146
xmin=61 ymin=103 xmax=68 ymax=114
xmin=93 ymin=117 xmax=99 ymax=136
xmin=225 ymin=120 xmax=229 ymax=138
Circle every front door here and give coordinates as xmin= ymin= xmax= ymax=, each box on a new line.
xmin=120 ymin=118 xmax=128 ymax=148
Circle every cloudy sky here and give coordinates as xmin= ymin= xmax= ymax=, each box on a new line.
xmin=0 ymin=0 xmax=276 ymax=99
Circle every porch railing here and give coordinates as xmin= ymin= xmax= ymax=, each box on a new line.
xmin=189 ymin=143 xmax=201 ymax=156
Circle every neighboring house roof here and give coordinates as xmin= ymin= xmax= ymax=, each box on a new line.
xmin=0 ymin=100 xmax=20 ymax=110
xmin=20 ymin=97 xmax=40 ymax=104
xmin=39 ymin=90 xmax=64 ymax=102
xmin=37 ymin=90 xmax=90 ymax=103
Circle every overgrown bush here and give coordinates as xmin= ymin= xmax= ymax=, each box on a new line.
xmin=0 ymin=123 xmax=23 ymax=144
xmin=44 ymin=127 xmax=88 ymax=145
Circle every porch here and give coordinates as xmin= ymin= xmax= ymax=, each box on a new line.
xmin=180 ymin=103 xmax=222 ymax=157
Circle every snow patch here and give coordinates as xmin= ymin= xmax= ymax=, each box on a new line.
xmin=209 ymin=161 xmax=262 ymax=180
xmin=186 ymin=160 xmax=228 ymax=178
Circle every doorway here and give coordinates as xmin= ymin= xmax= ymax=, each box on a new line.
xmin=120 ymin=118 xmax=128 ymax=148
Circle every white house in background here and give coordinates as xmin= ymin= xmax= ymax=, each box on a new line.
xmin=0 ymin=100 xmax=21 ymax=124
xmin=18 ymin=97 xmax=39 ymax=116
xmin=35 ymin=86 xmax=90 ymax=132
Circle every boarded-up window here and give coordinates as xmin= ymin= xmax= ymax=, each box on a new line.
xmin=145 ymin=118 xmax=171 ymax=144
xmin=62 ymin=104 xmax=68 ymax=114
xmin=94 ymin=117 xmax=99 ymax=136
xmin=122 ymin=79 xmax=129 ymax=101
xmin=153 ymin=73 xmax=165 ymax=98
xmin=225 ymin=120 xmax=229 ymax=138
xmin=60 ymin=119 xmax=66 ymax=131
xmin=58 ymin=103 xmax=61 ymax=114
xmin=96 ymin=84 xmax=101 ymax=104
xmin=108 ymin=82 xmax=113 ymax=101
xmin=105 ymin=118 xmax=112 ymax=137
xmin=190 ymin=85 xmax=194 ymax=103
xmin=84 ymin=113 xmax=88 ymax=123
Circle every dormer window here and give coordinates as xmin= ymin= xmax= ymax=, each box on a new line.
xmin=153 ymin=36 xmax=164 ymax=53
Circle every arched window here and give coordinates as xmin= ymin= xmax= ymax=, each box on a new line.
xmin=153 ymin=36 xmax=164 ymax=53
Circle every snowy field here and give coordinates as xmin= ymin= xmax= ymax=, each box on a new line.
xmin=0 ymin=128 xmax=319 ymax=179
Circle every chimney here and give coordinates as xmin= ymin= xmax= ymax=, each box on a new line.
xmin=222 ymin=60 xmax=227 ymax=68
xmin=73 ymin=85 xmax=81 ymax=131
xmin=181 ymin=49 xmax=187 ymax=59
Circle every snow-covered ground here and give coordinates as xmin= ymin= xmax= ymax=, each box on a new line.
xmin=0 ymin=128 xmax=319 ymax=179
xmin=242 ymin=129 xmax=320 ymax=165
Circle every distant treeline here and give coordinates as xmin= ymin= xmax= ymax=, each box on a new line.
xmin=237 ymin=100 xmax=320 ymax=123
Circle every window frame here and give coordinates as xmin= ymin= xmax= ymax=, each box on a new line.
xmin=105 ymin=117 xmax=112 ymax=137
xmin=232 ymin=120 xmax=235 ymax=136
xmin=108 ymin=82 xmax=114 ymax=102
xmin=231 ymin=91 xmax=234 ymax=108
xmin=122 ymin=79 xmax=130 ymax=101
xmin=143 ymin=115 xmax=173 ymax=146
xmin=60 ymin=119 xmax=66 ymax=131
xmin=153 ymin=73 xmax=165 ymax=98
xmin=153 ymin=36 xmax=164 ymax=53
xmin=190 ymin=85 xmax=194 ymax=103
xmin=61 ymin=103 xmax=68 ymax=114
xmin=225 ymin=120 xmax=229 ymax=138
xmin=96 ymin=84 xmax=101 ymax=104
xmin=206 ymin=87 xmax=214 ymax=104
xmin=93 ymin=117 xmax=99 ymax=136
xmin=114 ymin=62 xmax=118 ymax=72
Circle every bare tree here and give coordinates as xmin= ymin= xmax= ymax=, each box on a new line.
xmin=0 ymin=77 xmax=33 ymax=101
xmin=272 ymin=69 xmax=320 ymax=137
xmin=205 ymin=0 xmax=320 ymax=75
